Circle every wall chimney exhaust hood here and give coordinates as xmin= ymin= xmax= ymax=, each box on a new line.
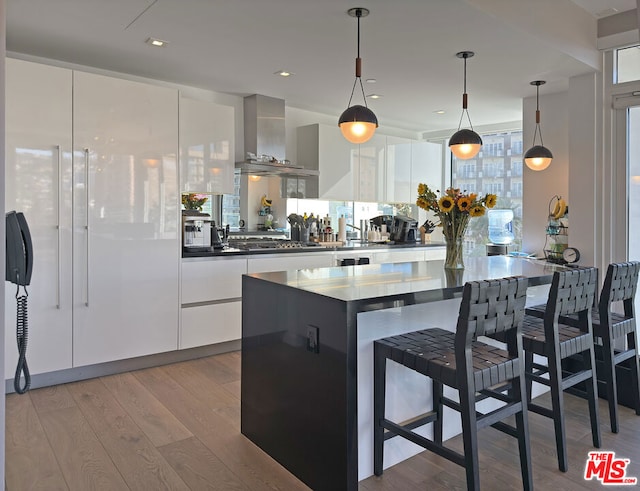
xmin=235 ymin=94 xmax=319 ymax=178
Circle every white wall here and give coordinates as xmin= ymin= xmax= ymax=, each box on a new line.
xmin=569 ymin=72 xmax=602 ymax=270
xmin=522 ymin=71 xmax=605 ymax=270
xmin=522 ymin=91 xmax=569 ymax=256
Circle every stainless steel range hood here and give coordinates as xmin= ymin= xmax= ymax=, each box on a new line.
xmin=235 ymin=94 xmax=319 ymax=178
xmin=236 ymin=159 xmax=319 ymax=177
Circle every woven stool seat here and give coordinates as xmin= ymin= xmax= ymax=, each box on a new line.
xmin=492 ymin=316 xmax=594 ymax=360
xmin=376 ymin=328 xmax=520 ymax=392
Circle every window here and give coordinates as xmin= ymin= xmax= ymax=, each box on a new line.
xmin=615 ymin=45 xmax=640 ymax=84
xmin=450 ymin=129 xmax=523 ymax=255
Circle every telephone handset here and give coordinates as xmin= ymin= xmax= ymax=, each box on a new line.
xmin=5 ymin=211 xmax=33 ymax=394
xmin=6 ymin=211 xmax=33 ymax=286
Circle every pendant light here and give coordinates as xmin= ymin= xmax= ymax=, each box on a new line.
xmin=338 ymin=7 xmax=378 ymax=144
xmin=449 ymin=51 xmax=482 ymax=159
xmin=524 ymin=80 xmax=553 ymax=171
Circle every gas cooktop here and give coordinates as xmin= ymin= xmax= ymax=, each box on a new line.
xmin=228 ymin=238 xmax=324 ymax=251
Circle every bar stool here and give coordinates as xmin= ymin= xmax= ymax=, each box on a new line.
xmin=373 ymin=276 xmax=532 ymax=491
xmin=595 ymin=262 xmax=640 ymax=431
xmin=529 ymin=262 xmax=640 ymax=433
xmin=493 ymin=267 xmax=601 ymax=472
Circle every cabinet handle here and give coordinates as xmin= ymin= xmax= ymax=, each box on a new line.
xmin=56 ymin=145 xmax=61 ymax=309
xmin=84 ymin=148 xmax=90 ymax=307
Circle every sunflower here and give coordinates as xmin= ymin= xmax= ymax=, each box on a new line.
xmin=457 ymin=196 xmax=472 ymax=212
xmin=485 ymin=194 xmax=497 ymax=208
xmin=438 ymin=196 xmax=455 ymax=212
xmin=417 ymin=183 xmax=428 ymax=196
xmin=416 ymin=197 xmax=429 ymax=209
xmin=469 ymin=205 xmax=486 ymax=217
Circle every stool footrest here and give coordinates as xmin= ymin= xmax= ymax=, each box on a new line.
xmin=562 ymin=369 xmax=593 ymax=391
xmin=381 ymin=418 xmax=465 ymax=467
xmin=528 ymin=402 xmax=554 ymax=419
xmin=382 ymin=411 xmax=438 ymax=442
xmin=477 ymin=401 xmax=524 ymax=430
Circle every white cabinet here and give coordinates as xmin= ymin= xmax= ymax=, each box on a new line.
xmin=373 ymin=249 xmax=426 ymax=264
xmin=181 ymin=301 xmax=242 ymax=349
xmin=5 ymin=60 xmax=181 ymax=372
xmin=297 ymin=124 xmax=357 ymax=201
xmin=180 ymin=96 xmax=235 ymax=194
xmin=424 ymin=247 xmax=446 ymax=261
xmin=358 ymin=133 xmax=386 ymax=202
xmin=385 ymin=136 xmax=412 ymax=203
xmin=4 ymin=59 xmax=74 ymax=376
xmin=72 ymin=71 xmax=180 ymax=366
xmin=180 ymin=257 xmax=246 ymax=349
xmin=182 ymin=257 xmax=246 ymax=303
xmin=297 ymin=124 xmax=441 ymax=204
xmin=410 ymin=141 xmax=442 ymax=202
xmin=247 ymin=253 xmax=335 ymax=274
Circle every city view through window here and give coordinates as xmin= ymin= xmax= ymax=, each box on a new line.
xmin=451 ymin=129 xmax=524 ymax=256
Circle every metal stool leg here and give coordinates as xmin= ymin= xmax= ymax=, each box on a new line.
xmin=583 ymin=347 xmax=602 ymax=447
xmin=601 ymin=334 xmax=620 ymax=433
xmin=628 ymin=331 xmax=640 ymax=416
xmin=458 ymin=376 xmax=480 ymax=490
xmin=373 ymin=344 xmax=386 ymax=476
xmin=433 ymin=380 xmax=444 ymax=445
xmin=548 ymin=350 xmax=568 ymax=472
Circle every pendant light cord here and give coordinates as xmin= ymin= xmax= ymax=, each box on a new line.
xmin=533 ymin=83 xmax=545 ymax=147
xmin=456 ymin=54 xmax=474 ymax=131
xmin=346 ymin=9 xmax=368 ymax=109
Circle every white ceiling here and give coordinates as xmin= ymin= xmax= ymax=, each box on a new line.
xmin=6 ymin=0 xmax=638 ymax=135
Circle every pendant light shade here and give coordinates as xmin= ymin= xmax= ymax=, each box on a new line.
xmin=524 ymin=80 xmax=553 ymax=171
xmin=339 ymin=105 xmax=378 ymax=144
xmin=449 ymin=128 xmax=483 ymax=159
xmin=449 ymin=51 xmax=482 ymax=159
xmin=339 ymin=7 xmax=378 ymax=144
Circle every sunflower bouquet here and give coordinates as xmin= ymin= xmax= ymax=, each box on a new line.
xmin=416 ymin=184 xmax=497 ymax=268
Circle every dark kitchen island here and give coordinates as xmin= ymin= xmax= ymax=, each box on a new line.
xmin=241 ymin=256 xmax=569 ymax=491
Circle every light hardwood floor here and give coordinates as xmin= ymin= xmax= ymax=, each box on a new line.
xmin=6 ymin=351 xmax=640 ymax=490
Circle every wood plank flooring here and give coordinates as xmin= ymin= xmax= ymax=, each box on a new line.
xmin=6 ymin=350 xmax=640 ymax=490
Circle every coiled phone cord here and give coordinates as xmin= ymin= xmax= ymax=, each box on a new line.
xmin=14 ymin=285 xmax=30 ymax=394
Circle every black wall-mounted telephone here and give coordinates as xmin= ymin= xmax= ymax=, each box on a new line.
xmin=6 ymin=211 xmax=34 ymax=393
xmin=6 ymin=211 xmax=33 ymax=286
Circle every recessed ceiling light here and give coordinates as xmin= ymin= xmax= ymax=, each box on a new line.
xmin=434 ymin=110 xmax=445 ymax=114
xmin=366 ymin=78 xmax=377 ymax=84
xmin=367 ymin=94 xmax=382 ymax=99
xmin=274 ymin=70 xmax=294 ymax=77
xmin=146 ymin=37 xmax=168 ymax=47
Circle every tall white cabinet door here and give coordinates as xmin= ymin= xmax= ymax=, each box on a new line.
xmin=358 ymin=133 xmax=386 ymax=202
xmin=297 ymin=124 xmax=357 ymax=201
xmin=72 ymin=72 xmax=180 ymax=367
xmin=386 ymin=136 xmax=412 ymax=203
xmin=411 ymin=141 xmax=443 ymax=202
xmin=180 ymin=96 xmax=235 ymax=194
xmin=4 ymin=59 xmax=73 ymax=375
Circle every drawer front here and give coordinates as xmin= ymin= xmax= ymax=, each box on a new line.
xmin=247 ymin=253 xmax=334 ymax=274
xmin=182 ymin=258 xmax=247 ymax=303
xmin=180 ymin=301 xmax=241 ymax=349
xmin=373 ymin=249 xmax=425 ymax=264
xmin=424 ymin=247 xmax=446 ymax=261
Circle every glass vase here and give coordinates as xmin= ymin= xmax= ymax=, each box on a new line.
xmin=444 ymin=237 xmax=465 ymax=269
